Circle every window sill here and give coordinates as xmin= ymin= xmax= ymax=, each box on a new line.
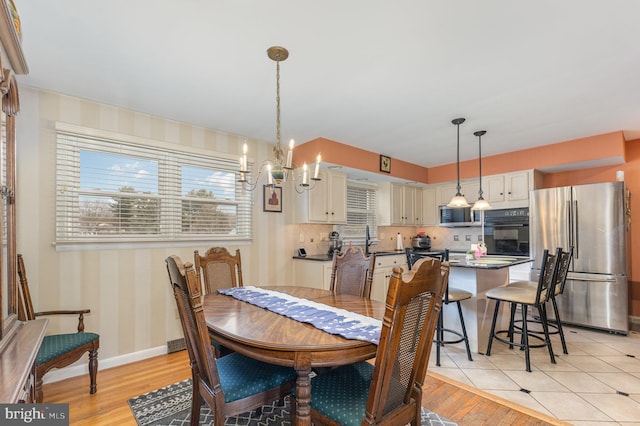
xmin=53 ymin=238 xmax=252 ymax=252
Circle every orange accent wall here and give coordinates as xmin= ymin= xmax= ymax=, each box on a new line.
xmin=293 ymin=137 xmax=428 ymax=182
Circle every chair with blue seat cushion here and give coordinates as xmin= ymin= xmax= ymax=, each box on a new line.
xmin=166 ymin=255 xmax=296 ymax=426
xmin=17 ymin=254 xmax=99 ymax=403
xmin=291 ymin=256 xmax=448 ymax=426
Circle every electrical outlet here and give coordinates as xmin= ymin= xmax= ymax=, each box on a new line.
xmin=453 ymin=235 xmax=459 ymax=241
xmin=299 ymin=232 xmax=305 ymax=243
xmin=380 ymin=232 xmax=386 ymax=240
xmin=478 ymin=235 xmax=483 ymax=241
xmin=465 ymin=235 xmax=471 ymax=241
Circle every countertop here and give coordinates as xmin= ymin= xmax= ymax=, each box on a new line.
xmin=448 ymin=254 xmax=533 ymax=269
xmin=292 ymin=249 xmax=439 ymax=262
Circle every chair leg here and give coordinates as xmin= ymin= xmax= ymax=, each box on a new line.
xmin=436 ymin=309 xmax=443 ymax=366
xmin=485 ymin=300 xmax=500 ymax=356
xmin=551 ymin=297 xmax=568 ymax=354
xmin=89 ymin=349 xmax=98 ymax=394
xmin=521 ymin=304 xmax=531 ymax=372
xmin=508 ymin=302 xmax=517 ymax=350
xmin=190 ymin=381 xmax=201 ymax=426
xmin=35 ymin=376 xmax=44 ymax=403
xmin=456 ymin=301 xmax=473 ymax=361
xmin=538 ymin=305 xmax=556 ymax=365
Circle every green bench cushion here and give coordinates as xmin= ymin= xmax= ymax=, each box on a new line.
xmin=36 ymin=332 xmax=99 ymax=365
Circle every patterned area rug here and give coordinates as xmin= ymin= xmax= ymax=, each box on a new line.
xmin=128 ymin=378 xmax=457 ymax=425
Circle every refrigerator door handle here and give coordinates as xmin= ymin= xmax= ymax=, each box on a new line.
xmin=568 ymin=276 xmax=617 ymax=283
xmin=567 ymin=200 xmax=572 ymax=249
xmin=574 ymin=199 xmax=579 ymax=260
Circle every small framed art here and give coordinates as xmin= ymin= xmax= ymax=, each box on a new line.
xmin=380 ymin=155 xmax=391 ymax=173
xmin=263 ymin=185 xmax=283 ymax=213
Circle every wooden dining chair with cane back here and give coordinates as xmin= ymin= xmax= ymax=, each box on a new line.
xmin=506 ymin=247 xmax=573 ymax=354
xmin=329 ymin=246 xmax=376 ymax=298
xmin=194 ymin=247 xmax=243 ymax=294
xmin=485 ymin=248 xmax=561 ymax=372
xmin=291 ymin=256 xmax=448 ymax=426
xmin=165 ymin=255 xmax=296 ymax=426
xmin=406 ymin=248 xmax=473 ymax=366
xmin=16 ymin=254 xmax=99 ymax=403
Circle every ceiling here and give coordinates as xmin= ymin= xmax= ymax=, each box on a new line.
xmin=14 ymin=1 xmax=640 ymax=169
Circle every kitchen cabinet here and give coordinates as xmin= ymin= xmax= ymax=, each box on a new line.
xmin=370 ymin=255 xmax=407 ymax=302
xmin=377 ymin=183 xmax=422 ymax=226
xmin=295 ymin=169 xmax=347 ymax=223
xmin=485 ymin=171 xmax=531 ymax=206
xmin=440 ymin=181 xmax=480 ymax=206
xmin=293 ymin=259 xmax=333 ymax=290
xmin=421 ymin=187 xmax=438 ymax=226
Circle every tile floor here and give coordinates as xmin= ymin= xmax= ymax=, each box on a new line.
xmin=429 ymin=323 xmax=640 ymax=425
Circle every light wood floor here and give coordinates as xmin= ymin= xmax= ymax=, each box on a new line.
xmin=42 ymin=350 xmax=567 ymax=425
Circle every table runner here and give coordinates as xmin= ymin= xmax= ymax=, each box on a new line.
xmin=217 ymin=286 xmax=382 ymax=344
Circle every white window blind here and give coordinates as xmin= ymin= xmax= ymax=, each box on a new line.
xmin=337 ymin=183 xmax=377 ymax=241
xmin=55 ymin=131 xmax=252 ymax=243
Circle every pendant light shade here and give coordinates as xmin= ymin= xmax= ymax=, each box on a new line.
xmin=447 ymin=118 xmax=470 ymax=208
xmin=472 ymin=130 xmax=492 ymax=211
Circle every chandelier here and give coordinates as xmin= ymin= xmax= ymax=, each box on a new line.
xmin=238 ymin=46 xmax=321 ymax=193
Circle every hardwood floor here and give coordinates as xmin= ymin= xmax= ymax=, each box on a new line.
xmin=42 ymin=350 xmax=567 ymax=425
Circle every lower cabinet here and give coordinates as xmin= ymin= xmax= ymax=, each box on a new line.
xmin=293 ymin=259 xmax=333 ymax=290
xmin=370 ymin=255 xmax=408 ymax=303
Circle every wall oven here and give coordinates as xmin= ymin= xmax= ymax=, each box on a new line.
xmin=482 ymin=207 xmax=529 ymax=256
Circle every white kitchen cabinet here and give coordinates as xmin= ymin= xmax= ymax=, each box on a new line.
xmin=421 ymin=187 xmax=438 ymax=225
xmin=439 ymin=181 xmax=479 ymax=206
xmin=293 ymin=259 xmax=333 ymax=290
xmin=485 ymin=171 xmax=531 ymax=205
xmin=377 ymin=183 xmax=421 ymax=226
xmin=370 ymin=255 xmax=408 ymax=303
xmin=295 ymin=169 xmax=347 ymax=223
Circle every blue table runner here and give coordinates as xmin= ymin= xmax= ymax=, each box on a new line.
xmin=218 ymin=286 xmax=381 ymax=344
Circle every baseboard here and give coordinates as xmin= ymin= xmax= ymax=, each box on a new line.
xmin=42 ymin=345 xmax=168 ymax=384
xmin=630 ymin=316 xmax=640 ymax=332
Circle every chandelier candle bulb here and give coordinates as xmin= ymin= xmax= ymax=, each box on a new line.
xmin=267 ymin=164 xmax=273 ymax=185
xmin=302 ymin=162 xmax=308 ymax=185
xmin=314 ymin=153 xmax=321 ymax=179
xmin=241 ymin=142 xmax=248 ymax=172
xmin=286 ymin=139 xmax=294 ymax=168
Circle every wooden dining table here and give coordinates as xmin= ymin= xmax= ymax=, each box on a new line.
xmin=202 ymin=286 xmax=385 ymax=426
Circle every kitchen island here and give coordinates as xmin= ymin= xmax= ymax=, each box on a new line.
xmin=444 ymin=254 xmax=533 ymax=354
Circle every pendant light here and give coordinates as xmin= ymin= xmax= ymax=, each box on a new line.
xmin=447 ymin=117 xmax=470 ymax=208
xmin=472 ymin=130 xmax=491 ymax=210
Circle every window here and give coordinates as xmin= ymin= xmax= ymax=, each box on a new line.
xmin=55 ymin=129 xmax=252 ymax=243
xmin=337 ymin=182 xmax=377 ymax=242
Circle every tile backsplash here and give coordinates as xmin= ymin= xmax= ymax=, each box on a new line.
xmin=293 ymin=223 xmax=483 ymax=256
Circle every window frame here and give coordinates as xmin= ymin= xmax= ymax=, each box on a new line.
xmin=54 ymin=123 xmax=253 ymax=248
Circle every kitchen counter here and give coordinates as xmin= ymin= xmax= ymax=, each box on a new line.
xmin=448 ymin=254 xmax=533 ymax=269
xmin=292 ymin=249 xmax=410 ymax=262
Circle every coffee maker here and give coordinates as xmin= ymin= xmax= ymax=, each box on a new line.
xmin=327 ymin=231 xmax=342 ymax=257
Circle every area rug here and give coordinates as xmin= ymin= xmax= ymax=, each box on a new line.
xmin=128 ymin=378 xmax=457 ymax=425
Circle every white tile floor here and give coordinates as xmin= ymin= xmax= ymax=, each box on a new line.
xmin=429 ymin=323 xmax=640 ymax=425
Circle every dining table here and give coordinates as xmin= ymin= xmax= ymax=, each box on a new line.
xmin=202 ymin=286 xmax=386 ymax=426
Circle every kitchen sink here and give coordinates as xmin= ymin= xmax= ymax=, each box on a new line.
xmin=371 ymin=250 xmax=405 ymax=256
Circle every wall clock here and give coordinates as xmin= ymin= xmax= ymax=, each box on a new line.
xmin=380 ymin=155 xmax=391 ymax=173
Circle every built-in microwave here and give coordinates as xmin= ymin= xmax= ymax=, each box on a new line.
xmin=438 ymin=206 xmax=480 ymax=227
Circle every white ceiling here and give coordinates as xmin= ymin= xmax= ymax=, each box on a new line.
xmin=14 ymin=0 xmax=640 ymax=168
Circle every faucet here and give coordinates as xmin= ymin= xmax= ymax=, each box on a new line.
xmin=365 ymin=225 xmax=375 ymax=256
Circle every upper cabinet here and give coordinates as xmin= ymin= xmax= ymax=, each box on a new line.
xmin=377 ymin=182 xmax=422 ymax=226
xmin=421 ymin=187 xmax=438 ymax=226
xmin=485 ymin=171 xmax=532 ymax=207
xmin=295 ymin=169 xmax=347 ymax=224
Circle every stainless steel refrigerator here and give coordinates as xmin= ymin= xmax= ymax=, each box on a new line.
xmin=529 ymin=181 xmax=628 ymax=334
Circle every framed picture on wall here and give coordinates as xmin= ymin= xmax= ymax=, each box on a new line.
xmin=263 ymin=185 xmax=283 ymax=213
xmin=380 ymin=155 xmax=391 ymax=173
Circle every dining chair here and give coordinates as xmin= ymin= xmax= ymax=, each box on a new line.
xmin=165 ymin=255 xmax=296 ymax=426
xmin=485 ymin=248 xmax=561 ymax=372
xmin=194 ymin=247 xmax=243 ymax=294
xmin=291 ymin=256 xmax=448 ymax=426
xmin=16 ymin=254 xmax=99 ymax=403
xmin=329 ymin=246 xmax=376 ymax=298
xmin=406 ymin=248 xmax=473 ymax=366
xmin=506 ymin=246 xmax=573 ymax=354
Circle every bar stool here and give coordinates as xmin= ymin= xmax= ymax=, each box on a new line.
xmin=485 ymin=248 xmax=561 ymax=372
xmin=406 ymin=248 xmax=473 ymax=366
xmin=507 ymin=247 xmax=573 ymax=354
